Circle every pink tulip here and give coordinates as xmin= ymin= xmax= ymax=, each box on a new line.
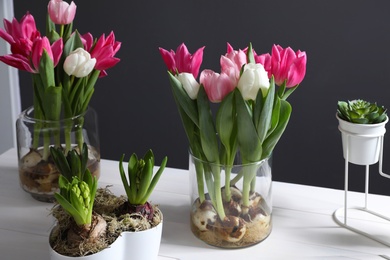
xmin=31 ymin=37 xmax=63 ymax=72
xmin=270 ymin=45 xmax=307 ymax=87
xmin=0 ymin=36 xmax=62 ymax=73
xmin=221 ymin=43 xmax=247 ymax=79
xmin=0 ymin=53 xmax=34 ymax=72
xmin=0 ymin=12 xmax=40 ymax=57
xmin=47 ymin=0 xmax=77 ymax=25
xmin=254 ymin=53 xmax=272 ymax=78
xmin=81 ymin=32 xmax=94 ymax=52
xmin=85 ymin=31 xmax=121 ymax=77
xmin=159 ymin=43 xmax=205 ymax=78
xmin=200 ymin=69 xmax=236 ymax=103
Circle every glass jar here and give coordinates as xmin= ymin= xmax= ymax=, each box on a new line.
xmin=16 ymin=106 xmax=100 ymax=202
xmin=189 ymin=152 xmax=272 ymax=248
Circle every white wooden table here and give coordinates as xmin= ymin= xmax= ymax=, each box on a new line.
xmin=1 ymin=148 xmax=390 ymax=260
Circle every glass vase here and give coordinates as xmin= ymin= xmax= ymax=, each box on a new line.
xmin=189 ymin=152 xmax=272 ymax=248
xmin=16 ymin=106 xmax=100 ymax=202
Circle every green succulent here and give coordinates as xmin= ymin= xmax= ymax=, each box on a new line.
xmin=119 ymin=150 xmax=167 ymax=206
xmin=50 ymin=144 xmax=97 ymax=226
xmin=337 ymin=99 xmax=387 ymax=124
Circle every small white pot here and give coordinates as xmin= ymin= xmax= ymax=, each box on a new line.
xmin=337 ymin=114 xmax=388 ymax=165
xmin=49 ymin=221 xmax=163 ymax=260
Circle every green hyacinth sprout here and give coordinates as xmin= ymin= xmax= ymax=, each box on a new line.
xmin=337 ymin=99 xmax=387 ymax=124
xmin=50 ymin=144 xmax=97 ymax=226
xmin=119 ymin=150 xmax=167 ymax=206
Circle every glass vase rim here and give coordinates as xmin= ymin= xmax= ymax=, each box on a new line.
xmin=189 ymin=149 xmax=270 ymax=167
xmin=19 ymin=106 xmax=95 ymax=124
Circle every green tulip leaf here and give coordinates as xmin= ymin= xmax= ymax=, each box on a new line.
xmin=235 ymin=88 xmax=262 ymax=162
xmin=197 ymin=86 xmax=219 ymax=164
xmin=255 ymin=77 xmax=275 ymax=144
xmin=262 ymin=99 xmax=292 ymax=159
xmin=168 ymin=72 xmax=199 ymax=128
xmin=216 ymin=90 xmax=237 ymax=164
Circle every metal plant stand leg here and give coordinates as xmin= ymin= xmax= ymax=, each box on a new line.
xmin=333 ymin=130 xmax=390 ymax=247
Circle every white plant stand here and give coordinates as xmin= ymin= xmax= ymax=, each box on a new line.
xmin=333 ymin=126 xmax=390 ymax=246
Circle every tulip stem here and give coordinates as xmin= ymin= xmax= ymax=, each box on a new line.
xmin=194 ymin=159 xmax=205 ymax=202
xmin=224 ymin=166 xmax=232 ymax=202
xmin=60 ymin=25 xmax=64 ymax=38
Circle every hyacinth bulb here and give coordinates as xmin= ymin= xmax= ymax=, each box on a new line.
xmin=337 ymin=99 xmax=387 ymax=124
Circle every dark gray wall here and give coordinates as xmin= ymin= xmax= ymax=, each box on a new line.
xmin=14 ymin=0 xmax=390 ymax=195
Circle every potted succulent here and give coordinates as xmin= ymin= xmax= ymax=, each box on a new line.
xmin=337 ymin=99 xmax=388 ymax=165
xmin=49 ymin=144 xmax=167 ymax=259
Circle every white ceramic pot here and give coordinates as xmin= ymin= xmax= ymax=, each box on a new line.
xmin=49 ymin=221 xmax=163 ymax=260
xmin=337 ymin=114 xmax=388 ymax=165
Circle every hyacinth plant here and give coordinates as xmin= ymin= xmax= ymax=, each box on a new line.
xmin=50 ymin=143 xmax=106 ymax=245
xmin=337 ymin=99 xmax=387 ymax=124
xmin=159 ymin=43 xmax=307 ymax=225
xmin=0 ymin=0 xmax=121 ymax=159
xmin=119 ymin=150 xmax=168 ymax=221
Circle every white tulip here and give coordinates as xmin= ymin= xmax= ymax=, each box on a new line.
xmin=237 ymin=63 xmax=270 ymax=100
xmin=63 ymin=48 xmax=96 ymax=78
xmin=176 ymin=72 xmax=200 ymax=100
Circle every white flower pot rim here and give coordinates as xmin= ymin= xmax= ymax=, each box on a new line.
xmin=336 ymin=113 xmax=388 ymax=127
xmin=49 ymin=220 xmax=163 ymax=260
xmin=336 ymin=113 xmax=388 ymax=138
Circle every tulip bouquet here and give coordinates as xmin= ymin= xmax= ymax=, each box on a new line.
xmin=1 ymin=0 xmax=120 ymax=202
xmin=160 ymin=42 xmax=307 ymax=247
xmin=0 ymin=0 xmax=121 ymax=159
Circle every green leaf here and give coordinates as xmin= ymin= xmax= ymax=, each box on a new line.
xmin=246 ymin=42 xmax=255 ymax=64
xmin=197 ymin=86 xmax=219 ymax=163
xmin=58 ymin=175 xmax=70 ymax=190
xmin=168 ymin=72 xmax=199 ymax=128
xmin=216 ymin=90 xmax=237 ymax=164
xmin=63 ymin=23 xmax=73 ymax=41
xmin=45 ymin=14 xmax=60 ymax=43
xmin=68 ymin=150 xmax=81 ymax=179
xmin=137 ymin=158 xmax=153 ymax=203
xmin=46 ymin=14 xmax=55 ymax=35
xmin=266 ymin=95 xmax=281 ymax=138
xmin=61 ymin=83 xmax=73 ymax=118
xmin=32 ymin=74 xmax=45 ymax=115
xmin=63 ymin=30 xmax=84 ymax=57
xmin=143 ymin=149 xmax=155 ymax=167
xmin=119 ymin=154 xmax=132 ymax=201
xmin=262 ymin=99 xmax=292 ymax=159
xmin=277 ymin=81 xmax=287 ymax=98
xmin=128 ymin=153 xmax=139 ymax=202
xmin=50 ymin=147 xmax=72 ymax=181
xmin=140 ymin=156 xmax=168 ymax=204
xmin=43 ymin=85 xmax=62 ymax=121
xmin=235 ymin=88 xmax=262 ymax=162
xmin=39 ymin=51 xmax=55 ymax=90
xmin=80 ymin=143 xmax=89 ymax=179
xmin=172 ymin=92 xmax=197 ymax=150
xmin=282 ymin=84 xmax=299 ymax=100
xmin=54 ymin=192 xmax=85 ymax=225
xmin=254 ymin=77 xmax=275 ymax=143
